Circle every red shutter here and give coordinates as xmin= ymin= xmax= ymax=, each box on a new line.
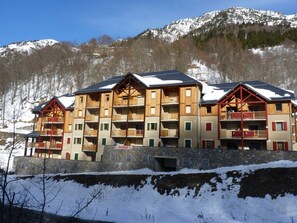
xmin=284 ymin=142 xmax=289 ymax=151
xmin=206 ymin=123 xmax=212 ymax=131
xmin=283 ymin=122 xmax=287 ymax=131
xmin=67 ymin=138 xmax=71 ymax=144
xmin=202 ymin=140 xmax=205 ymax=148
xmin=273 ymin=141 xmax=277 ymax=151
xmin=272 ymin=122 xmax=276 ymax=131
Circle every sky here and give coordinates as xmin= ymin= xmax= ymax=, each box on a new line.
xmin=1 ymin=0 xmax=297 ymax=47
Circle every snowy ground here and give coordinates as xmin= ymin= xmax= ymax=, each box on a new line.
xmin=4 ymin=161 xmax=297 ymax=223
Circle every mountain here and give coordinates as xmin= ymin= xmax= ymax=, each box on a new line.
xmin=0 ymin=39 xmax=58 ymax=57
xmin=141 ymin=7 xmax=297 ymax=42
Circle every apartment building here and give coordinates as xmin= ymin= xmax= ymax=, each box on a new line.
xmin=25 ymin=70 xmax=297 ymax=161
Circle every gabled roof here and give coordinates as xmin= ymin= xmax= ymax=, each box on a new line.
xmin=32 ymin=94 xmax=75 ymax=113
xmin=201 ymin=80 xmax=295 ymax=104
xmin=75 ymin=76 xmax=124 ymax=94
xmin=75 ymin=70 xmax=200 ymax=95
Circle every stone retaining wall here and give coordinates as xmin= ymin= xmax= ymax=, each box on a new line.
xmin=13 ymin=146 xmax=297 ymax=175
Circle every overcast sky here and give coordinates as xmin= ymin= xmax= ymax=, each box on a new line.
xmin=1 ymin=0 xmax=296 ymax=46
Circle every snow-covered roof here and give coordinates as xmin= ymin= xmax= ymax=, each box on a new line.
xmin=201 ymin=81 xmax=295 ymax=104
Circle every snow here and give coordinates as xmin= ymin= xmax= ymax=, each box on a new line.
xmin=5 ymin=160 xmax=297 ymax=223
xmin=58 ymin=95 xmax=75 ymax=108
xmin=133 ymin=74 xmax=183 ymax=87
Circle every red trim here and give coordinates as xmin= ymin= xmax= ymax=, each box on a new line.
xmin=273 ymin=141 xmax=277 ymax=150
xmin=284 ymin=122 xmax=287 ymax=131
xmin=272 ymin=122 xmax=276 ymax=131
xmin=284 ymin=142 xmax=289 ymax=151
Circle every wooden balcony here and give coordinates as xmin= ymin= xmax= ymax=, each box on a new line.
xmin=85 ymin=115 xmax=99 ymax=122
xmin=111 ymin=130 xmax=126 ymax=137
xmin=220 ymin=129 xmax=267 ymax=139
xmin=29 ymin=142 xmax=62 ymax=150
xmin=129 ymin=98 xmax=145 ymax=106
xmin=162 ymin=97 xmax=179 ymax=105
xmin=84 ymin=129 xmax=98 ymax=137
xmin=42 ymin=117 xmax=64 ymax=123
xmin=39 ymin=129 xmax=63 ymax=136
xmin=160 ymin=129 xmax=178 ymax=138
xmin=161 ymin=113 xmax=179 ymax=121
xmin=83 ymin=144 xmax=97 ymax=152
xmin=113 ymin=99 xmax=128 ymax=107
xmin=127 ymin=129 xmax=144 ymax=137
xmin=128 ymin=114 xmax=144 ymax=121
xmin=220 ymin=111 xmax=266 ymax=121
xmin=86 ymin=101 xmax=99 ymax=108
xmin=112 ymin=114 xmax=127 ymax=122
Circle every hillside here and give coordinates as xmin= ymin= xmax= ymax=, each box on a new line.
xmin=0 ymin=7 xmax=296 ymax=130
xmin=4 ymin=161 xmax=297 ymax=223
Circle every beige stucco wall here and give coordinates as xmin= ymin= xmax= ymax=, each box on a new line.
xmin=179 ymin=116 xmax=199 ymax=148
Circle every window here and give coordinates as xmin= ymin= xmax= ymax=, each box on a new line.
xmin=102 ymin=138 xmax=106 ymax=146
xmin=150 ymin=107 xmax=156 ymax=115
xmin=75 ymin=124 xmax=83 ymax=130
xmin=151 ymin=91 xmax=156 ymax=99
xmin=206 ymin=106 xmax=212 ymax=114
xmin=185 ymin=139 xmax=192 ymax=148
xmin=149 ymin=139 xmax=154 ymax=147
xmin=100 ymin=123 xmax=109 ymax=131
xmin=147 ymin=123 xmax=157 ymax=130
xmin=74 ymin=138 xmax=82 ymax=144
xmin=273 ymin=141 xmax=288 ymax=151
xmin=185 ymin=122 xmax=192 ymax=131
xmin=78 ymin=110 xmax=83 ymax=117
xmin=79 ymin=96 xmax=83 ymax=103
xmin=68 ymin=124 xmax=72 ymax=131
xmin=203 ymin=140 xmax=215 ymax=149
xmin=106 ymin=95 xmax=110 ymax=101
xmin=104 ymin=109 xmax=109 ymax=116
xmin=275 ymin=102 xmax=282 ymax=111
xmin=67 ymin=138 xmax=71 ymax=144
xmin=206 ymin=122 xmax=212 ymax=131
xmin=272 ymin=121 xmax=287 ymax=131
xmin=74 ymin=153 xmax=79 ymax=160
xmin=186 ymin=105 xmax=191 ymax=114
xmin=186 ymin=88 xmax=191 ymax=97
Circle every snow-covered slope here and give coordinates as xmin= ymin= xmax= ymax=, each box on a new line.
xmin=142 ymin=7 xmax=297 ymax=42
xmin=0 ymin=39 xmax=58 ymax=56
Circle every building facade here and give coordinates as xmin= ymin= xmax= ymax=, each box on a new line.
xmin=25 ymin=70 xmax=297 ymax=161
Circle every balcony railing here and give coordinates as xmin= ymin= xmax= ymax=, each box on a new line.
xmin=83 ymin=144 xmax=97 ymax=152
xmin=85 ymin=115 xmax=99 ymax=122
xmin=84 ymin=129 xmax=98 ymax=137
xmin=162 ymin=96 xmax=179 ymax=105
xmin=29 ymin=142 xmax=62 ymax=150
xmin=128 ymin=114 xmax=144 ymax=121
xmin=160 ymin=129 xmax=178 ymax=138
xmin=113 ymin=99 xmax=128 ymax=107
xmin=161 ymin=113 xmax=179 ymax=121
xmin=112 ymin=114 xmax=127 ymax=122
xmin=127 ymin=129 xmax=144 ymax=137
xmin=42 ymin=117 xmax=64 ymax=123
xmin=129 ymin=98 xmax=145 ymax=106
xmin=220 ymin=129 xmax=267 ymax=139
xmin=39 ymin=129 xmax=63 ymax=136
xmin=86 ymin=101 xmax=99 ymax=108
xmin=111 ymin=130 xmax=127 ymax=137
xmin=220 ymin=111 xmax=266 ymax=121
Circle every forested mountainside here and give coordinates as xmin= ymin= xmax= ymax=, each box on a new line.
xmin=0 ymin=7 xmax=296 ymax=124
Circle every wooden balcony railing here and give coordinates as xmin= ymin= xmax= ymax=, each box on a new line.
xmin=84 ymin=129 xmax=98 ymax=137
xmin=129 ymin=98 xmax=145 ymax=106
xmin=86 ymin=101 xmax=99 ymax=108
xmin=160 ymin=129 xmax=178 ymax=138
xmin=220 ymin=111 xmax=266 ymax=121
xmin=127 ymin=129 xmax=144 ymax=137
xmin=128 ymin=114 xmax=144 ymax=121
xmin=220 ymin=129 xmax=267 ymax=139
xmin=113 ymin=99 xmax=128 ymax=107
xmin=29 ymin=142 xmax=62 ymax=150
xmin=39 ymin=129 xmax=63 ymax=136
xmin=111 ymin=130 xmax=126 ymax=137
xmin=83 ymin=144 xmax=97 ymax=152
xmin=162 ymin=97 xmax=179 ymax=105
xmin=85 ymin=115 xmax=99 ymax=122
xmin=42 ymin=117 xmax=64 ymax=123
xmin=112 ymin=114 xmax=127 ymax=122
xmin=161 ymin=113 xmax=179 ymax=121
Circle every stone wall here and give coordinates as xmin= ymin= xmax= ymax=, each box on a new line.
xmin=14 ymin=146 xmax=297 ymax=175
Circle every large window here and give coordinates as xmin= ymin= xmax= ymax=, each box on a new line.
xmin=74 ymin=138 xmax=82 ymax=144
xmin=186 ymin=105 xmax=191 ymax=114
xmin=151 ymin=91 xmax=156 ymax=99
xmin=186 ymin=88 xmax=191 ymax=97
xmin=149 ymin=139 xmax=154 ymax=147
xmin=100 ymin=123 xmax=109 ymax=131
xmin=75 ymin=124 xmax=83 ymax=130
xmin=184 ymin=139 xmax=192 ymax=148
xmin=275 ymin=102 xmax=282 ymax=111
xmin=206 ymin=122 xmax=212 ymax=131
xmin=150 ymin=107 xmax=156 ymax=115
xmin=272 ymin=121 xmax=287 ymax=131
xmin=273 ymin=141 xmax=288 ymax=151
